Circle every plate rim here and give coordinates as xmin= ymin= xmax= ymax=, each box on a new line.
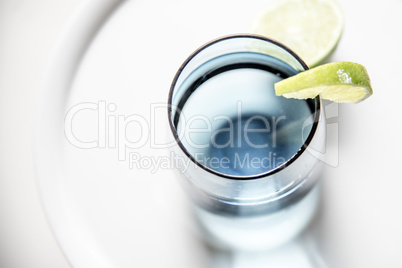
xmin=33 ymin=0 xmax=124 ymax=265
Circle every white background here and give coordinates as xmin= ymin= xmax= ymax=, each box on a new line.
xmin=1 ymin=0 xmax=402 ymax=267
xmin=0 ymin=1 xmax=82 ymax=267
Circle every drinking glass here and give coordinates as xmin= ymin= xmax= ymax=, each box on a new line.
xmin=167 ymin=34 xmax=326 ymax=251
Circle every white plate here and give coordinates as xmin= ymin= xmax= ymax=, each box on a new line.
xmin=35 ymin=0 xmax=402 ymax=267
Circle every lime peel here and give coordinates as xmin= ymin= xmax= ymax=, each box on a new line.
xmin=275 ymin=62 xmax=373 ymax=103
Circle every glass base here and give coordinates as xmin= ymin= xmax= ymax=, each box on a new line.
xmin=193 ymin=183 xmax=321 ymax=251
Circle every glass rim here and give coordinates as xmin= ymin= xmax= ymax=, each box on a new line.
xmin=167 ymin=33 xmax=321 ymax=180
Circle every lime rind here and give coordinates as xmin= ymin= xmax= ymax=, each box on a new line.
xmin=282 ymin=85 xmax=372 ymax=103
xmin=275 ymin=62 xmax=373 ymax=103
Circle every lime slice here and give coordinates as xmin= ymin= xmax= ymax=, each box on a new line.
xmin=274 ymin=62 xmax=373 ymax=103
xmin=251 ymin=0 xmax=344 ymax=67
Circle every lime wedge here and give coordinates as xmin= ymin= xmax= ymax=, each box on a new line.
xmin=274 ymin=62 xmax=373 ymax=103
xmin=251 ymin=0 xmax=344 ymax=67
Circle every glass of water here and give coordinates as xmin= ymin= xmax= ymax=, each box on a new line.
xmin=167 ymin=34 xmax=326 ymax=251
